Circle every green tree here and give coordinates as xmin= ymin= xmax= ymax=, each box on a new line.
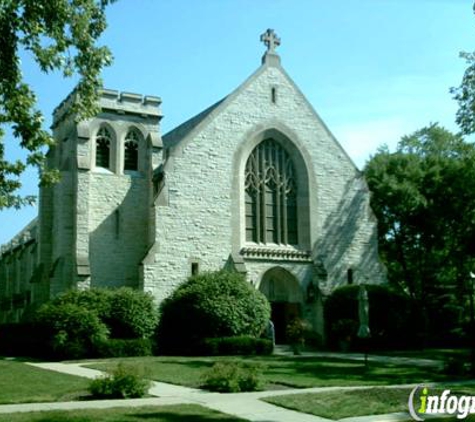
xmin=451 ymin=2 xmax=475 ymax=135
xmin=0 ymin=0 xmax=115 ymax=209
xmin=365 ymin=124 xmax=475 ymax=344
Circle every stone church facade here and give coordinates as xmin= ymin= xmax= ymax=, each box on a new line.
xmin=0 ymin=30 xmax=386 ymax=341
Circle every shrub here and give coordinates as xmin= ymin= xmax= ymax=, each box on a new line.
xmin=34 ymin=302 xmax=109 ymax=359
xmin=95 ymin=338 xmax=153 ymax=358
xmin=202 ymin=336 xmax=273 ymax=356
xmin=157 ymin=270 xmax=270 ymax=355
xmin=51 ymin=288 xmax=158 ymax=340
xmin=107 ymin=288 xmax=158 ymax=339
xmin=202 ymin=361 xmax=264 ymax=393
xmin=286 ymin=318 xmax=312 ymax=345
xmin=324 ymin=284 xmax=418 ymax=350
xmin=88 ymin=363 xmax=151 ymax=399
xmin=52 ymin=288 xmax=113 ymax=321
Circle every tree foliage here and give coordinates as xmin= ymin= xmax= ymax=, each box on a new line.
xmin=451 ymin=2 xmax=475 ymax=135
xmin=451 ymin=49 xmax=475 ymax=135
xmin=0 ymin=0 xmax=115 ymax=209
xmin=324 ymin=284 xmax=418 ymax=350
xmin=364 ymin=124 xmax=475 ymax=343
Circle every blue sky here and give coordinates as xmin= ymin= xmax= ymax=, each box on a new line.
xmin=1 ymin=0 xmax=474 ymax=245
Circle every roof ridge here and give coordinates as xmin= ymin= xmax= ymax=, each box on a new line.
xmin=163 ymin=97 xmax=227 ymax=148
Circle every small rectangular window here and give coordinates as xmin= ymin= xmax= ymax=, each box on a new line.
xmin=271 ymin=87 xmax=277 ymax=104
xmin=191 ymin=262 xmax=199 ymax=276
xmin=114 ymin=209 xmax=120 ymax=239
xmin=347 ymin=269 xmax=354 ymax=285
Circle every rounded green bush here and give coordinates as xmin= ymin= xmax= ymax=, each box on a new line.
xmin=157 ymin=270 xmax=271 ymax=354
xmin=88 ymin=363 xmax=151 ymax=399
xmin=35 ymin=302 xmax=109 ymax=359
xmin=52 ymin=288 xmax=113 ymax=320
xmin=50 ymin=287 xmax=158 ymax=340
xmin=202 ymin=361 xmax=263 ymax=393
xmin=107 ymin=288 xmax=158 ymax=339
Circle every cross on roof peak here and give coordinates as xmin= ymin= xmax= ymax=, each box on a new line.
xmin=260 ymin=29 xmax=281 ymax=54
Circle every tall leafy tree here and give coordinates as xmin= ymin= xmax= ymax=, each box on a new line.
xmin=451 ymin=2 xmax=475 ymax=134
xmin=365 ymin=124 xmax=475 ymax=299
xmin=365 ymin=124 xmax=475 ymax=343
xmin=0 ymin=0 xmax=115 ymax=209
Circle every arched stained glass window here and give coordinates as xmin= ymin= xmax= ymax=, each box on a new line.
xmin=245 ymin=139 xmax=298 ymax=245
xmin=95 ymin=127 xmax=111 ymax=169
xmin=124 ymin=129 xmax=139 ymax=171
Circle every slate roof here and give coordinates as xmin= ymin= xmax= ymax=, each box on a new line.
xmin=162 ymin=97 xmax=226 ymax=148
xmin=0 ymin=218 xmax=38 ymax=255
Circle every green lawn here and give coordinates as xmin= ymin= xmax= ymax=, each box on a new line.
xmin=0 ymin=404 xmax=248 ymax=422
xmin=86 ymin=355 xmax=460 ymax=390
xmin=377 ymin=348 xmax=469 ymax=361
xmin=0 ymin=360 xmax=89 ymax=404
xmin=263 ymin=385 xmax=475 ymax=420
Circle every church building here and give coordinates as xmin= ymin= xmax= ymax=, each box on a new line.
xmin=0 ymin=30 xmax=386 ymax=341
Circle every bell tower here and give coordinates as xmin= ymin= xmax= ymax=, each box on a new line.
xmin=38 ymin=89 xmax=163 ymax=298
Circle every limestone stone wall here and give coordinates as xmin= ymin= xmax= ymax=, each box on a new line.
xmin=0 ymin=53 xmax=385 ymax=330
xmin=143 ymin=59 xmax=386 ymax=303
xmin=70 ymin=93 xmax=162 ymax=290
xmin=0 ymin=90 xmax=163 ymax=317
xmin=87 ymin=172 xmax=149 ymax=288
xmin=0 ymin=221 xmax=38 ymax=323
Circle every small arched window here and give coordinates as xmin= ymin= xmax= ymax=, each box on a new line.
xmin=124 ymin=129 xmax=139 ymax=171
xmin=245 ymin=139 xmax=298 ymax=245
xmin=95 ymin=127 xmax=111 ymax=169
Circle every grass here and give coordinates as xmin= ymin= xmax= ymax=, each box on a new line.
xmin=262 ymin=385 xmax=475 ymax=420
xmin=86 ymin=355 xmax=460 ymax=390
xmin=377 ymin=348 xmax=469 ymax=361
xmin=0 ymin=404 xmax=248 ymax=422
xmin=0 ymin=360 xmax=89 ymax=404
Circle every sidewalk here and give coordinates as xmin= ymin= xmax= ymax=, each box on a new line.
xmin=0 ymin=360 xmax=440 ymax=422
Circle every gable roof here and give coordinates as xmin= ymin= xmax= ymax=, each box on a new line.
xmin=161 ymin=62 xmax=270 ymax=151
xmin=160 ymin=56 xmax=359 ymax=172
xmin=163 ymin=97 xmax=227 ymax=148
xmin=0 ymin=218 xmax=38 ymax=256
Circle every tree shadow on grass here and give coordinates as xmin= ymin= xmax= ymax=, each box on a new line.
xmin=6 ymin=405 xmax=248 ymax=422
xmin=261 ymin=357 xmax=451 ymax=387
xmin=158 ymin=355 xmax=449 ymax=387
xmin=132 ymin=411 xmax=246 ymax=421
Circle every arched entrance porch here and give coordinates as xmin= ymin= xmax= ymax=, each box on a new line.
xmin=259 ymin=267 xmax=303 ymax=343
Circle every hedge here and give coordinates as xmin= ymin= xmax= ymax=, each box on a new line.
xmin=94 ymin=338 xmax=153 ymax=358
xmin=201 ymin=336 xmax=273 ymax=356
xmin=324 ymin=284 xmax=420 ymax=350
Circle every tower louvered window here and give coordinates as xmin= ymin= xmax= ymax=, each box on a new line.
xmin=124 ymin=129 xmax=139 ymax=171
xmin=95 ymin=127 xmax=111 ymax=169
xmin=245 ymin=139 xmax=298 ymax=245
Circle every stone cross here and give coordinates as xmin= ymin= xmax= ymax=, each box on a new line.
xmin=260 ymin=29 xmax=281 ymax=54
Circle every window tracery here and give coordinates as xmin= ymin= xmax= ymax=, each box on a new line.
xmin=124 ymin=129 xmax=139 ymax=171
xmin=95 ymin=127 xmax=111 ymax=169
xmin=245 ymin=139 xmax=298 ymax=245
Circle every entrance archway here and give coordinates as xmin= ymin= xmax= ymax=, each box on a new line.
xmin=259 ymin=267 xmax=303 ymax=343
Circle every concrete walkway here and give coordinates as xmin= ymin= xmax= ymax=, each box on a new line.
xmin=9 ymin=361 xmax=418 ymax=421
xmin=0 ymin=359 xmax=448 ymax=421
